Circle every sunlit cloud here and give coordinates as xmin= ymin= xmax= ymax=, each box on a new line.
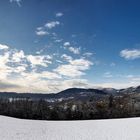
xmin=54 ymin=58 xmax=93 ymax=78
xmin=0 ymin=44 xmax=94 ymax=93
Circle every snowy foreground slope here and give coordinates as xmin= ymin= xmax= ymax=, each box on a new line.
xmin=0 ymin=116 xmax=140 ymax=140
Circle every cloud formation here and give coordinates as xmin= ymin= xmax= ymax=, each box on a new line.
xmin=27 ymin=55 xmax=52 ymax=67
xmin=35 ymin=21 xmax=60 ymax=36
xmin=9 ymin=0 xmax=22 ymax=6
xmin=35 ymin=26 xmax=49 ymax=36
xmin=120 ymin=49 xmax=140 ymax=60
xmin=0 ymin=44 xmax=139 ymax=93
xmin=45 ymin=21 xmax=60 ymax=29
xmin=63 ymin=42 xmax=81 ymax=54
xmin=0 ymin=44 xmax=93 ymax=93
xmin=63 ymin=42 xmax=70 ymax=47
xmin=54 ymin=58 xmax=93 ymax=78
xmin=69 ymin=47 xmax=80 ymax=54
xmin=56 ymin=12 xmax=63 ymax=17
xmin=0 ymin=44 xmax=9 ymax=50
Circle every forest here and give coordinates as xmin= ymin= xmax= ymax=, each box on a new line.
xmin=0 ymin=94 xmax=139 ymax=120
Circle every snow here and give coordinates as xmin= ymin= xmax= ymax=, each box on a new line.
xmin=0 ymin=115 xmax=140 ymax=140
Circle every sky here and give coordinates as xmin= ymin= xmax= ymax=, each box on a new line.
xmin=0 ymin=0 xmax=140 ymax=93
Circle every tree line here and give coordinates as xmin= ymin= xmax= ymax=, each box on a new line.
xmin=0 ymin=95 xmax=139 ymax=120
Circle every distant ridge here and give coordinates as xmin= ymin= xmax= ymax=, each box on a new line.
xmin=0 ymin=85 xmax=139 ymax=101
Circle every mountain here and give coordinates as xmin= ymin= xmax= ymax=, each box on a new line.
xmin=100 ymin=88 xmax=119 ymax=94
xmin=0 ymin=86 xmax=139 ymax=102
xmin=119 ymin=86 xmax=140 ymax=94
xmin=57 ymin=88 xmax=107 ymax=97
xmin=0 ymin=88 xmax=108 ymax=102
xmin=54 ymin=88 xmax=109 ymax=101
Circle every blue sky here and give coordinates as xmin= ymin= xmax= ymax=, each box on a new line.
xmin=0 ymin=0 xmax=140 ymax=93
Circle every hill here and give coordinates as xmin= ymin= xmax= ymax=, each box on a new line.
xmin=0 ymin=86 xmax=139 ymax=102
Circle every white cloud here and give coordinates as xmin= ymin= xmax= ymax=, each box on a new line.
xmin=11 ymin=50 xmax=25 ymax=62
xmin=36 ymin=27 xmax=43 ymax=30
xmin=61 ymin=54 xmax=72 ymax=62
xmin=92 ymin=81 xmax=140 ymax=89
xmin=120 ymin=49 xmax=140 ymax=60
xmin=0 ymin=44 xmax=139 ymax=93
xmin=9 ymin=0 xmax=22 ymax=6
xmin=69 ymin=59 xmax=92 ymax=69
xmin=54 ymin=64 xmax=85 ymax=77
xmin=35 ymin=26 xmax=49 ymax=36
xmin=69 ymin=47 xmax=80 ymax=54
xmin=56 ymin=60 xmax=63 ymax=63
xmin=45 ymin=55 xmax=53 ymax=60
xmin=36 ymin=30 xmax=49 ymax=36
xmin=36 ymin=51 xmax=42 ymax=55
xmin=40 ymin=71 xmax=61 ymax=79
xmin=0 ymin=44 xmax=61 ymax=92
xmin=27 ymin=55 xmax=52 ymax=67
xmin=45 ymin=21 xmax=60 ymax=29
xmin=22 ymin=71 xmax=61 ymax=81
xmin=0 ymin=44 xmax=9 ymax=50
xmin=12 ymin=78 xmax=89 ymax=93
xmin=0 ymin=49 xmax=27 ymax=79
xmin=63 ymin=42 xmax=70 ymax=47
xmin=54 ymin=58 xmax=93 ymax=78
xmin=0 ymin=44 xmax=94 ymax=93
xmin=54 ymin=39 xmax=63 ymax=43
xmin=83 ymin=52 xmax=93 ymax=57
xmin=36 ymin=21 xmax=60 ymax=36
xmin=0 ymin=52 xmax=11 ymax=79
xmin=12 ymin=65 xmax=27 ymax=73
xmin=56 ymin=12 xmax=63 ymax=17
xmin=63 ymin=42 xmax=80 ymax=54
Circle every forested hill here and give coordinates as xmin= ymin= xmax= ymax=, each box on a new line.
xmin=0 ymin=86 xmax=139 ymax=101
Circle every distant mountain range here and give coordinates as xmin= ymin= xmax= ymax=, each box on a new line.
xmin=0 ymin=86 xmax=140 ymax=102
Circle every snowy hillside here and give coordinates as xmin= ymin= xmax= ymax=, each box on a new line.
xmin=0 ymin=116 xmax=140 ymax=140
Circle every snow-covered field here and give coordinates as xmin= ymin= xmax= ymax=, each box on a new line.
xmin=0 ymin=116 xmax=140 ymax=140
